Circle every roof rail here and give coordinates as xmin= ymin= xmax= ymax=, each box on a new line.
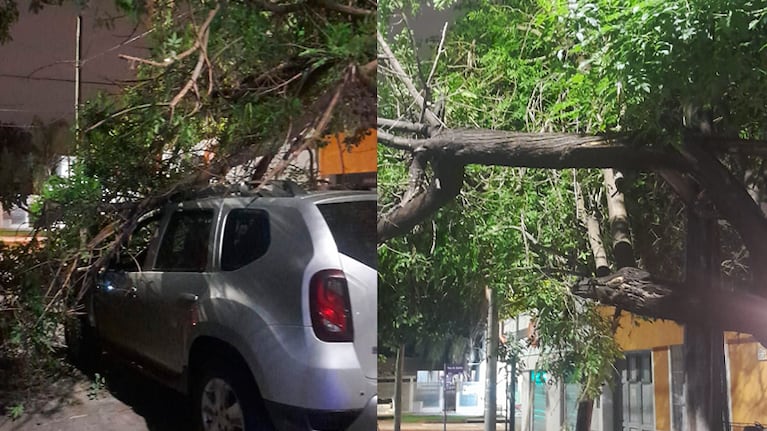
xmin=171 ymin=179 xmax=307 ymax=202
xmin=257 ymin=179 xmax=307 ymax=197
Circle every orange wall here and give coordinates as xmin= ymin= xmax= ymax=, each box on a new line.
xmin=605 ymin=307 xmax=685 ymax=351
xmin=318 ymin=130 xmax=377 ymax=176
xmin=653 ymin=347 xmax=671 ymax=431
xmin=727 ymin=334 xmax=767 ymax=425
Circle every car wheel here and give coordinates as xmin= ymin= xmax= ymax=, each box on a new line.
xmin=194 ymin=361 xmax=273 ymax=431
xmin=64 ymin=314 xmax=100 ymax=370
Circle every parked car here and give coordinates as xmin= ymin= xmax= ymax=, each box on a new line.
xmin=66 ymin=184 xmax=377 ymax=431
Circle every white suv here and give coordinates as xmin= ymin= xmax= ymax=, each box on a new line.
xmin=67 ymin=186 xmax=377 ymax=431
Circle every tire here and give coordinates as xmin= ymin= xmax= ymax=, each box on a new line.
xmin=193 ymin=360 xmax=274 ymax=431
xmin=64 ymin=313 xmax=100 ymax=371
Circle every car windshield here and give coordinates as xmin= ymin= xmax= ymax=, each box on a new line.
xmin=317 ymin=200 xmax=376 ymax=269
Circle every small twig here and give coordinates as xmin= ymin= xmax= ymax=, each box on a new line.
xmin=426 ymin=22 xmax=448 ymax=89
xmin=84 ymin=103 xmax=170 ymax=134
xmin=254 ymin=72 xmax=302 ymax=97
xmin=256 ymin=65 xmax=349 ymax=187
xmin=118 ymin=54 xmax=169 ymax=68
xmin=400 ymin=14 xmax=429 ymax=124
xmin=247 ymin=0 xmax=303 ymax=14
xmin=170 ymin=48 xmax=207 ymax=112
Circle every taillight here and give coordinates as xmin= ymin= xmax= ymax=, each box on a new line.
xmin=310 ymin=269 xmax=353 ymax=342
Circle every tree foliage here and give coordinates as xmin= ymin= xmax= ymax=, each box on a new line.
xmin=37 ymin=0 xmax=375 ymax=287
xmin=378 ymin=0 xmax=767 ymax=402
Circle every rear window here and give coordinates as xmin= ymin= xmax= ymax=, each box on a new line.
xmin=221 ymin=209 xmax=270 ymax=271
xmin=317 ymin=200 xmax=376 ymax=269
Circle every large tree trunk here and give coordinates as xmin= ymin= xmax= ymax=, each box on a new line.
xmin=394 ymin=343 xmax=405 ymax=431
xmin=683 ymin=208 xmax=728 ymax=431
xmin=484 ymin=286 xmax=499 ymax=431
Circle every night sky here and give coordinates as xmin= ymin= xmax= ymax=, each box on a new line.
xmin=0 ymin=0 xmax=148 ymax=128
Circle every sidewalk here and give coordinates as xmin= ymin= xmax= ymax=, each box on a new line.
xmin=0 ymin=380 xmax=149 ymax=431
xmin=0 ymin=363 xmax=192 ymax=431
xmin=377 ymin=419 xmax=512 ymax=431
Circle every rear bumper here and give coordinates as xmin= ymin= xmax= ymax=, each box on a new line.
xmin=266 ymin=394 xmax=376 ymax=431
xmin=346 ymin=395 xmax=377 ymax=431
xmin=243 ymin=326 xmax=374 ymax=410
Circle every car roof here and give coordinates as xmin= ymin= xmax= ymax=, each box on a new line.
xmin=178 ymin=189 xmax=375 ymax=208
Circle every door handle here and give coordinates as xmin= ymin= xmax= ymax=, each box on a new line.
xmin=179 ymin=293 xmax=199 ymax=303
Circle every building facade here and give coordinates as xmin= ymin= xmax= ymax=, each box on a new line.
xmin=380 ymin=310 xmax=767 ymax=431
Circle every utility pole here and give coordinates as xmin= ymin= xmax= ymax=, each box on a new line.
xmin=74 ymin=13 xmax=82 ymax=148
xmin=484 ymin=286 xmax=498 ymax=431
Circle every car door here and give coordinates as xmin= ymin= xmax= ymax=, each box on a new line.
xmin=132 ymin=205 xmax=216 ymax=373
xmin=94 ymin=212 xmax=163 ymax=352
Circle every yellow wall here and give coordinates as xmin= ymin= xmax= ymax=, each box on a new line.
xmin=0 ymin=231 xmax=35 ymax=244
xmin=727 ymin=333 xmax=767 ymax=425
xmin=604 ymin=307 xmax=685 ymax=351
xmin=653 ymin=347 xmax=671 ymax=431
xmin=601 ymin=308 xmax=767 ymax=428
xmin=318 ymin=130 xmax=377 ymax=176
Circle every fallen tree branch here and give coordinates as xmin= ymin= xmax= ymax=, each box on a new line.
xmin=377 ymin=117 xmax=430 ymax=136
xmin=572 ymin=267 xmax=767 ymax=346
xmin=378 ymin=126 xmax=688 ymax=170
xmin=378 ymin=158 xmax=464 ymax=243
xmin=378 ymin=130 xmax=422 ymax=151
xmin=118 ymin=4 xmax=220 ymax=69
xmin=401 ymin=152 xmax=427 ymax=205
xmin=248 ymin=0 xmax=373 ymax=15
xmin=377 ymin=31 xmax=443 ymax=128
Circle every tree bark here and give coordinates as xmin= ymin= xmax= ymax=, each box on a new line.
xmin=378 ymin=128 xmax=687 ymax=171
xmin=394 ymin=343 xmax=404 ymax=431
xmin=683 ymin=208 xmax=728 ymax=431
xmin=575 ymin=176 xmax=610 ymax=277
xmin=378 ymin=159 xmax=464 ymax=243
xmin=571 ymin=267 xmax=767 ymax=347
xmin=679 ymin=134 xmax=767 ymax=290
xmin=603 ymin=168 xmax=636 ymax=268
xmin=575 ymin=401 xmax=593 ymax=431
xmin=484 ymin=286 xmax=498 ymax=431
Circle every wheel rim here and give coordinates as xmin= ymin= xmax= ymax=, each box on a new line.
xmin=200 ymin=377 xmax=245 ymax=431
